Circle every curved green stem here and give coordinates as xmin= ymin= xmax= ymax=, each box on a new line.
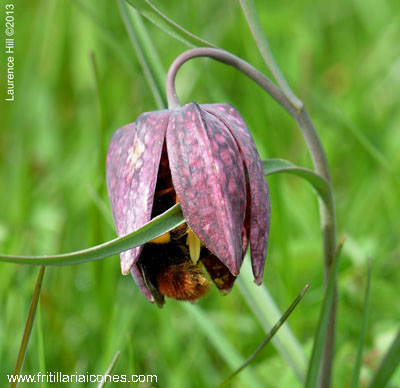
xmin=166 ymin=47 xmax=337 ymax=387
xmin=166 ymin=48 xmax=295 ymax=113
xmin=166 ymin=48 xmax=330 ymax=179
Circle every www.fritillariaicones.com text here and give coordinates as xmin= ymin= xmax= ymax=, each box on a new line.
xmin=7 ymin=372 xmax=158 ymax=384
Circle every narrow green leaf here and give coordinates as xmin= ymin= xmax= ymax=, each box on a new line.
xmin=97 ymin=351 xmax=121 ymax=388
xmin=0 ymin=204 xmax=184 ymax=266
xmin=11 ymin=266 xmax=46 ymax=388
xmin=237 ymin=258 xmax=307 ymax=383
xmin=182 ymin=303 xmax=264 ymax=388
xmin=305 ymin=237 xmax=345 ymax=388
xmin=125 ymin=0 xmax=216 ymax=48
xmin=368 ymin=329 xmax=400 ymax=388
xmin=118 ymin=0 xmax=167 ymax=109
xmin=218 ymin=283 xmax=310 ymax=388
xmin=263 ymin=158 xmax=330 ymax=203
xmin=350 ymin=257 xmax=372 ymax=388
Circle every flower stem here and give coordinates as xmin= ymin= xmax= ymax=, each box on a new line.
xmin=166 ymin=48 xmax=294 ymax=113
xmin=166 ymin=47 xmax=337 ymax=387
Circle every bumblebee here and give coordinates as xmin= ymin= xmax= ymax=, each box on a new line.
xmin=157 ymin=261 xmax=210 ymax=302
xmin=138 ymin=228 xmax=210 ymax=306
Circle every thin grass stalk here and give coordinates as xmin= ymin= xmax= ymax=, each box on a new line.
xmin=11 ymin=266 xmax=46 ymax=388
xmin=97 ymin=351 xmax=121 ymax=388
xmin=125 ymin=0 xmax=217 ymax=48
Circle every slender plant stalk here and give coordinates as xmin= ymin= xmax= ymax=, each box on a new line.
xmin=11 ymin=266 xmax=46 ymax=388
xmin=238 ymin=4 xmax=337 ymax=384
xmin=97 ymin=351 xmax=121 ymax=388
xmin=305 ymin=237 xmax=344 ymax=388
xmin=239 ymin=0 xmax=303 ymax=111
xmin=126 ymin=0 xmax=217 ymax=48
xmin=166 ymin=46 xmax=337 ymax=387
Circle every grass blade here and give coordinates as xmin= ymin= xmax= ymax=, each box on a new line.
xmin=182 ymin=303 xmax=264 ymax=388
xmin=263 ymin=159 xmax=330 ymax=204
xmin=237 ymin=259 xmax=308 ymax=383
xmin=239 ymin=0 xmax=302 ymax=110
xmin=10 ymin=266 xmax=46 ymax=388
xmin=0 ymin=204 xmax=184 ymax=266
xmin=125 ymin=0 xmax=216 ymax=48
xmin=368 ymin=329 xmax=400 ymax=388
xmin=218 ymin=283 xmax=310 ymax=388
xmin=97 ymin=351 xmax=121 ymax=388
xmin=350 ymin=257 xmax=372 ymax=388
xmin=118 ymin=0 xmax=166 ymax=109
xmin=305 ymin=236 xmax=345 ymax=388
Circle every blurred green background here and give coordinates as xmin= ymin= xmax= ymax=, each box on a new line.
xmin=0 ymin=0 xmax=399 ymax=387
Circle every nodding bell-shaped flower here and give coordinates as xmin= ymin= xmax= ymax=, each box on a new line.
xmin=106 ymin=103 xmax=270 ymax=307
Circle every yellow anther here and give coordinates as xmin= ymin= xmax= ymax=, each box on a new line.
xmin=186 ymin=228 xmax=201 ymax=264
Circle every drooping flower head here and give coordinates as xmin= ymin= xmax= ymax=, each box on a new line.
xmin=106 ymin=102 xmax=270 ymax=307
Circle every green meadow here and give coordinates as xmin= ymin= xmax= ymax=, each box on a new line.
xmin=0 ymin=1 xmax=399 ymax=387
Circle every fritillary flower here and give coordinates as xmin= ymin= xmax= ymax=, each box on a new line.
xmin=106 ymin=103 xmax=270 ymax=307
